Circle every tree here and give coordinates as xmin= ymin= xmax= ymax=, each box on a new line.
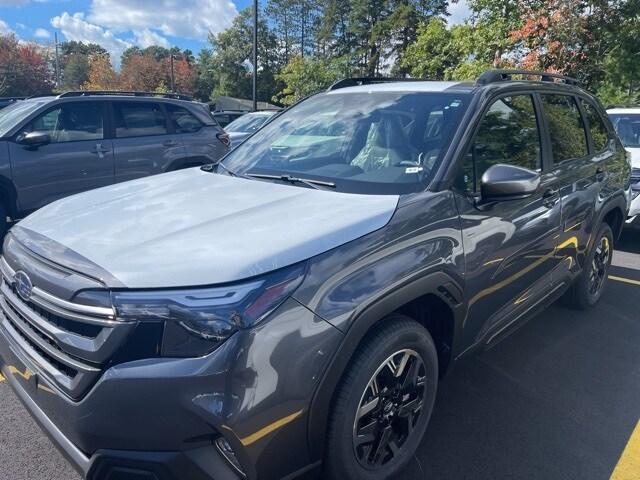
xmin=274 ymin=55 xmax=349 ymax=105
xmin=0 ymin=34 xmax=54 ymax=96
xmin=83 ymin=54 xmax=118 ymax=90
xmin=206 ymin=8 xmax=280 ymax=101
xmin=62 ymin=54 xmax=90 ymax=90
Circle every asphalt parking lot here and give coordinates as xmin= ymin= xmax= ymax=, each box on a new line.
xmin=1 ymin=231 xmax=639 ymax=480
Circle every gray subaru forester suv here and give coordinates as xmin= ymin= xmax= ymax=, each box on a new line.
xmin=0 ymin=71 xmax=631 ymax=480
xmin=0 ymin=91 xmax=230 ymax=236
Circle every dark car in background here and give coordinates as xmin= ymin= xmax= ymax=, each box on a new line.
xmin=212 ymin=110 xmax=248 ymax=128
xmin=0 ymin=91 xmax=229 ymax=235
xmin=225 ymin=110 xmax=278 ymax=148
xmin=0 ymin=72 xmax=630 ymax=480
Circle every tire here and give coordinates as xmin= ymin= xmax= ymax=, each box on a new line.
xmin=324 ymin=315 xmax=438 ymax=480
xmin=0 ymin=203 xmax=8 ymax=242
xmin=566 ymin=223 xmax=614 ymax=309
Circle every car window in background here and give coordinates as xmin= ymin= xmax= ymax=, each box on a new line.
xmin=609 ymin=113 xmax=640 ymax=148
xmin=166 ymin=104 xmax=203 ymax=134
xmin=462 ymin=95 xmax=541 ymax=192
xmin=114 ymin=102 xmax=167 ymax=138
xmin=26 ymin=102 xmax=104 ymax=143
xmin=540 ymin=94 xmax=589 ymax=162
xmin=581 ymin=100 xmax=609 ymax=151
xmin=0 ymin=100 xmax=48 ymax=137
xmin=222 ymin=92 xmax=470 ymax=195
xmin=226 ymin=114 xmax=271 ymax=133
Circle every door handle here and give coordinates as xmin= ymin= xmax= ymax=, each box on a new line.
xmin=163 ymin=140 xmax=179 ymax=147
xmin=90 ymin=143 xmax=110 ymax=159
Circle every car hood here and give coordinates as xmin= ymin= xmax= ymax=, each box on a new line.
xmin=17 ymin=169 xmax=398 ymax=288
xmin=626 ymin=147 xmax=640 ymax=168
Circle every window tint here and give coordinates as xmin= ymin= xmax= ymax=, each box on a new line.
xmin=462 ymin=95 xmax=541 ymax=192
xmin=113 ymin=102 xmax=167 ymax=138
xmin=166 ymin=104 xmax=202 ymax=134
xmin=581 ymin=100 xmax=609 ymax=151
xmin=541 ymin=94 xmax=588 ymax=162
xmin=26 ymin=102 xmax=104 ymax=143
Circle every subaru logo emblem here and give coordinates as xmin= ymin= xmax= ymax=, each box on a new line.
xmin=14 ymin=271 xmax=33 ymax=302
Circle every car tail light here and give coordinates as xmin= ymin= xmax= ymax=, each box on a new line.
xmin=217 ymin=132 xmax=231 ymax=147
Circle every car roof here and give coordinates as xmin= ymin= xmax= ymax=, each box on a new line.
xmin=326 ymin=81 xmax=474 ymax=95
xmin=607 ymin=107 xmax=640 ymax=114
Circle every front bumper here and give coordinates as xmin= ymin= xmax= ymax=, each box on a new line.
xmin=0 ymin=297 xmax=342 ymax=480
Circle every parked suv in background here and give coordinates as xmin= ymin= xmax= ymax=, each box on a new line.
xmin=0 ymin=71 xmax=630 ymax=480
xmin=0 ymin=91 xmax=230 ymax=235
xmin=607 ymin=107 xmax=640 ymax=224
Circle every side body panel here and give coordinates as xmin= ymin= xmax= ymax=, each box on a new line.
xmin=9 ymin=138 xmax=115 ymax=213
xmin=293 ymin=190 xmax=466 ymax=461
xmin=179 ymin=125 xmax=228 ymax=164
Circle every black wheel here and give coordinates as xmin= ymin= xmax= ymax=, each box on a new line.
xmin=566 ymin=223 xmax=613 ymax=309
xmin=0 ymin=203 xmax=7 ymax=242
xmin=324 ymin=315 xmax=438 ymax=480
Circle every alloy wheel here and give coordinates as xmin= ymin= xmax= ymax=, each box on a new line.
xmin=352 ymin=349 xmax=427 ymax=469
xmin=589 ymin=235 xmax=611 ymax=296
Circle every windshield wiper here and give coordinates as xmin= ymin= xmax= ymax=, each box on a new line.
xmin=246 ymin=173 xmax=336 ymax=190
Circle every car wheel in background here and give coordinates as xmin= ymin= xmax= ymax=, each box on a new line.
xmin=324 ymin=315 xmax=438 ymax=480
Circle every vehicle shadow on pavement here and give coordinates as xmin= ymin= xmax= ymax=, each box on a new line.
xmin=617 ymin=230 xmax=640 ymax=255
xmin=401 ymin=279 xmax=640 ymax=480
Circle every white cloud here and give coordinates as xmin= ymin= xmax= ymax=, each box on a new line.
xmin=448 ymin=0 xmax=472 ymax=26
xmin=34 ymin=27 xmax=51 ymax=39
xmin=51 ymin=12 xmax=132 ymax=67
xmin=0 ymin=19 xmax=14 ymax=35
xmin=88 ymin=0 xmax=238 ymax=41
xmin=133 ymin=28 xmax=170 ymax=49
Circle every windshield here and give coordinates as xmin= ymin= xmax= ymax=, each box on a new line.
xmin=222 ymin=91 xmax=470 ymax=195
xmin=609 ymin=113 xmax=640 ymax=148
xmin=0 ymin=99 xmax=48 ymax=137
xmin=226 ymin=113 xmax=273 ymax=133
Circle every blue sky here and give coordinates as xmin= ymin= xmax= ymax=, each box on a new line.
xmin=0 ymin=0 xmax=470 ymax=66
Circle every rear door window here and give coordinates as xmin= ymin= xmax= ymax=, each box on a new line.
xmin=580 ymin=100 xmax=610 ymax=152
xmin=113 ymin=102 xmax=168 ymax=138
xmin=540 ymin=94 xmax=589 ymax=162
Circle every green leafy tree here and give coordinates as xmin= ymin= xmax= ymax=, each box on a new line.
xmin=62 ymin=54 xmax=90 ymax=90
xmin=274 ymin=55 xmax=349 ymax=105
xmin=206 ymin=7 xmax=281 ymax=102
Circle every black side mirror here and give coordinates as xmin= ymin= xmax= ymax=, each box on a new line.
xmin=481 ymin=163 xmax=541 ymax=201
xmin=18 ymin=131 xmax=51 ymax=148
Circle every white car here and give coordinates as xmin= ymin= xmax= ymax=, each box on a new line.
xmin=608 ymin=107 xmax=640 ymax=223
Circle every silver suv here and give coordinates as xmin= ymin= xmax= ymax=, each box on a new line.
xmin=0 ymin=91 xmax=230 ymax=235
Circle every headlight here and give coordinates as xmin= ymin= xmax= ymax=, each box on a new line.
xmin=110 ymin=263 xmax=306 ymax=357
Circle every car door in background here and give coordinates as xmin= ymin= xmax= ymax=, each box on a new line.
xmin=112 ymin=101 xmax=186 ymax=182
xmin=8 ymin=101 xmax=113 ymax=212
xmin=539 ymin=94 xmax=611 ymax=276
xmin=166 ymin=104 xmax=228 ymax=165
xmin=454 ymin=93 xmax=563 ymax=346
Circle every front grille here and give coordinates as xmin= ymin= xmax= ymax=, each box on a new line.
xmin=0 ymin=256 xmax=134 ymax=399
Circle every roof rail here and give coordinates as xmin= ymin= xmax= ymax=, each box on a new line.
xmin=57 ymin=91 xmax=194 ymax=101
xmin=477 ymin=70 xmax=580 ymax=86
xmin=328 ymin=77 xmax=427 ymax=91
